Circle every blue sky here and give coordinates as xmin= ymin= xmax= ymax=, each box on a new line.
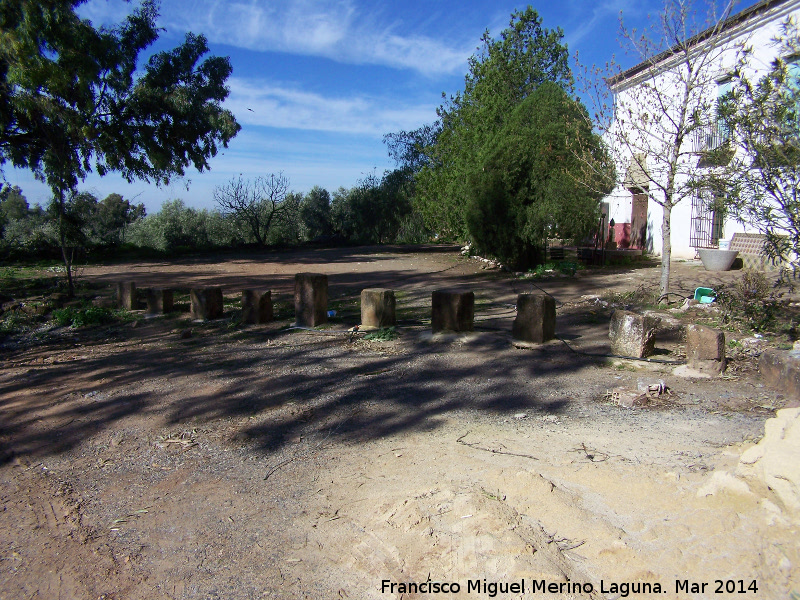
xmin=4 ymin=0 xmax=759 ymax=214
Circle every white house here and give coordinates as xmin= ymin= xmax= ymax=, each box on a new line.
xmin=602 ymin=0 xmax=800 ymax=259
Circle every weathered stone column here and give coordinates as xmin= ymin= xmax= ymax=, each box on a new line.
xmin=609 ymin=310 xmax=658 ymax=358
xmin=759 ymin=346 xmax=800 ymax=400
xmin=294 ymin=273 xmax=328 ymax=327
xmin=117 ymin=282 xmax=137 ymax=310
xmin=190 ymin=287 xmax=224 ymax=320
xmin=145 ymin=288 xmax=174 ymax=316
xmin=242 ymin=290 xmax=273 ymax=324
xmin=512 ymin=293 xmax=556 ymax=344
xmin=686 ymin=324 xmax=727 ymax=375
xmin=431 ymin=290 xmax=474 ymax=333
xmin=361 ymin=288 xmax=396 ymax=330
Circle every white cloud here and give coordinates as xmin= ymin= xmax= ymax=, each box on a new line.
xmin=225 ymin=77 xmax=437 ymax=135
xmin=162 ymin=0 xmax=471 ymax=76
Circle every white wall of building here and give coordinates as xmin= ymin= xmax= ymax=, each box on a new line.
xmin=603 ymin=0 xmax=800 ymax=259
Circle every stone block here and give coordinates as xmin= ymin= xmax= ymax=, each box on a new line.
xmin=145 ymin=288 xmax=174 ymax=316
xmin=242 ymin=290 xmax=273 ymax=324
xmin=360 ymin=289 xmax=396 ymax=330
xmin=608 ymin=310 xmax=658 ymax=358
xmin=759 ymin=348 xmax=800 ymax=401
xmin=685 ymin=324 xmax=726 ymax=375
xmin=190 ymin=287 xmax=224 ymax=320
xmin=736 ymin=408 xmax=800 ymax=517
xmin=431 ymin=290 xmax=474 ymax=333
xmin=512 ymin=294 xmax=556 ymax=344
xmin=117 ymin=281 xmax=137 ymax=310
xmin=294 ymin=273 xmax=328 ymax=327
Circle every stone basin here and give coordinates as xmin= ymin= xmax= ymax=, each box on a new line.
xmin=698 ymin=248 xmax=739 ymax=271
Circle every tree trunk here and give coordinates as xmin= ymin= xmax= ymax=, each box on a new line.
xmin=659 ymin=203 xmax=672 ymax=302
xmin=57 ymin=191 xmax=75 ymax=298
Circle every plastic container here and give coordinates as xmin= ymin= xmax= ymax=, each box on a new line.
xmin=718 ymin=239 xmax=731 ymax=250
xmin=694 ymin=287 xmax=716 ymax=303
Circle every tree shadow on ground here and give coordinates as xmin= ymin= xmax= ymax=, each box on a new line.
xmin=0 ymin=321 xmax=599 ymax=466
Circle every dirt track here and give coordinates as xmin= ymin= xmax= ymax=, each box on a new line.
xmin=1 ymin=246 xmax=797 ymax=599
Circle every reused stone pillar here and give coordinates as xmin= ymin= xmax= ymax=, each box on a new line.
xmin=361 ymin=288 xmax=396 ymax=330
xmin=145 ymin=288 xmax=174 ymax=316
xmin=512 ymin=293 xmax=556 ymax=344
xmin=294 ymin=273 xmax=328 ymax=327
xmin=242 ymin=290 xmax=273 ymax=324
xmin=190 ymin=287 xmax=224 ymax=320
xmin=609 ymin=310 xmax=658 ymax=358
xmin=431 ymin=290 xmax=474 ymax=333
xmin=685 ymin=324 xmax=726 ymax=375
xmin=117 ymin=281 xmax=137 ymax=310
xmin=759 ymin=348 xmax=800 ymax=399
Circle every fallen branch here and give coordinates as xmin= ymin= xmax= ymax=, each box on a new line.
xmin=457 ymin=431 xmax=538 ymax=461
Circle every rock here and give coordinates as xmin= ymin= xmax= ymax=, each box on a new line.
xmin=759 ymin=349 xmax=800 ymax=400
xmin=685 ymin=324 xmax=726 ymax=376
xmin=697 ymin=470 xmax=755 ymax=498
xmin=609 ymin=310 xmax=658 ymax=358
xmin=735 ymin=408 xmax=800 ymax=518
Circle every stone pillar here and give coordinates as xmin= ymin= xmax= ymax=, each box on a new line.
xmin=609 ymin=310 xmax=658 ymax=358
xmin=117 ymin=281 xmax=137 ymax=310
xmin=512 ymin=294 xmax=556 ymax=344
xmin=759 ymin=348 xmax=800 ymax=399
xmin=361 ymin=289 xmax=396 ymax=330
xmin=685 ymin=324 xmax=726 ymax=375
xmin=145 ymin=288 xmax=174 ymax=316
xmin=190 ymin=287 xmax=224 ymax=320
xmin=294 ymin=273 xmax=328 ymax=327
xmin=242 ymin=290 xmax=273 ymax=324
xmin=431 ymin=290 xmax=474 ymax=333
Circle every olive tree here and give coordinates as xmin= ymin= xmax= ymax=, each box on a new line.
xmin=0 ymin=0 xmax=240 ymax=294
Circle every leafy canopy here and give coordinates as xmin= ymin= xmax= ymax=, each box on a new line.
xmin=0 ymin=0 xmax=240 ymax=196
xmin=466 ymin=83 xmax=614 ymax=269
xmin=416 ymin=7 xmax=573 ymax=240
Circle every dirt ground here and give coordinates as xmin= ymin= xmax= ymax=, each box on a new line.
xmin=1 ymin=246 xmax=798 ymax=599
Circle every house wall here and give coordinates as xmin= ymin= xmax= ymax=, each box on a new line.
xmin=602 ymin=1 xmax=800 ymax=259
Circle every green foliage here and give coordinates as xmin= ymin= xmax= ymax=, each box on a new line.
xmin=51 ymin=305 xmax=116 ymax=328
xmin=362 ymin=327 xmax=398 ymax=341
xmin=330 ymin=171 xmax=414 ymax=244
xmin=716 ymin=271 xmax=783 ymax=332
xmin=126 ymin=199 xmax=236 ymax=251
xmin=300 ymin=186 xmax=333 ymax=240
xmin=465 ymin=85 xmax=614 ymax=269
xmin=0 ymin=0 xmax=239 ymax=293
xmin=416 ymin=8 xmax=573 ymax=240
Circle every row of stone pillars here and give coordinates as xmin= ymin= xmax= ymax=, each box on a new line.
xmin=116 ymin=274 xmax=558 ymax=343
xmin=118 ymin=276 xmax=728 ymax=372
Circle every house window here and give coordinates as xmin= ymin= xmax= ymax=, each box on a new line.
xmin=715 ymin=76 xmax=733 ymax=143
xmin=690 ymin=189 xmax=724 ymax=249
